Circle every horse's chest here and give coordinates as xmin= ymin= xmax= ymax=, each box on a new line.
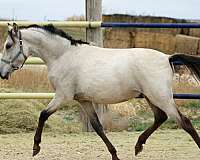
xmin=48 ymin=69 xmax=75 ymax=92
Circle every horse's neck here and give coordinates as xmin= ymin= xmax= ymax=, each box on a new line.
xmin=22 ymin=29 xmax=71 ymax=67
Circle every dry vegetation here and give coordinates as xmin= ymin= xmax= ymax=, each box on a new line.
xmin=0 ymin=88 xmax=82 ymax=134
xmin=66 ymin=15 xmax=85 ymax=21
xmin=0 ymin=66 xmax=52 ymax=92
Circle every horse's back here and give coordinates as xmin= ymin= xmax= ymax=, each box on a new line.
xmin=78 ymin=46 xmax=171 ymax=75
xmin=80 ymin=45 xmax=169 ymax=63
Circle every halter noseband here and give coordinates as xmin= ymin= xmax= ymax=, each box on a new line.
xmin=1 ymin=30 xmax=27 ymax=70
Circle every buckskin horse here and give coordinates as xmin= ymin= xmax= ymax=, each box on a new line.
xmin=0 ymin=23 xmax=199 ymax=160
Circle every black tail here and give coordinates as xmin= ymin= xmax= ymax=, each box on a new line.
xmin=169 ymin=53 xmax=200 ymax=82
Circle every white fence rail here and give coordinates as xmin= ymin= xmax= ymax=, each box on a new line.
xmin=0 ymin=93 xmax=54 ymax=99
xmin=0 ymin=21 xmax=101 ymax=28
xmin=0 ymin=54 xmax=44 ymax=65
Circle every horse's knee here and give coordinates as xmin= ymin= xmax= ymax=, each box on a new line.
xmin=154 ymin=108 xmax=168 ymax=123
xmin=39 ymin=110 xmax=50 ymax=122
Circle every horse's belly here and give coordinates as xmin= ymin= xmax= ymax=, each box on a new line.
xmin=75 ymin=89 xmax=141 ymax=104
xmin=95 ymin=90 xmax=141 ymax=104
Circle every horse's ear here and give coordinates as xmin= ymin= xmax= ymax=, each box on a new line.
xmin=7 ymin=23 xmax=13 ymax=32
xmin=13 ymin=23 xmax=19 ymax=33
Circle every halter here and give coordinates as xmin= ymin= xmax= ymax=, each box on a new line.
xmin=1 ymin=30 xmax=27 ymax=70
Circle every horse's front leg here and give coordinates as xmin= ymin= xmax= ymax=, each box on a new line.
xmin=32 ymin=95 xmax=64 ymax=156
xmin=79 ymin=101 xmax=120 ymax=160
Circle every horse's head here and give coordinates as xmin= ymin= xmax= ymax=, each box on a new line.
xmin=0 ymin=23 xmax=28 ymax=79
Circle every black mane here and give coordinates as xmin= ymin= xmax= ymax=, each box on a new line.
xmin=20 ymin=24 xmax=89 ymax=45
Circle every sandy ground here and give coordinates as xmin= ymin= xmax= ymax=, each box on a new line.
xmin=0 ymin=130 xmax=199 ymax=160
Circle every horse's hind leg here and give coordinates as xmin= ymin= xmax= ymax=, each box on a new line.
xmin=141 ymin=95 xmax=200 ymax=153
xmin=153 ymin=97 xmax=200 ymax=149
xmin=79 ymin=101 xmax=120 ymax=160
xmin=176 ymin=109 xmax=200 ymax=148
xmin=164 ymin=103 xmax=200 ymax=149
xmin=135 ymin=98 xmax=168 ymax=156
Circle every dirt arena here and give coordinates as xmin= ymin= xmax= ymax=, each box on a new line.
xmin=0 ymin=130 xmax=199 ymax=160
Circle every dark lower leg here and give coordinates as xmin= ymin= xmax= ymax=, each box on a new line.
xmin=178 ymin=111 xmax=200 ymax=148
xmin=90 ymin=112 xmax=120 ymax=160
xmin=33 ymin=110 xmax=50 ymax=156
xmin=135 ymin=106 xmax=168 ymax=155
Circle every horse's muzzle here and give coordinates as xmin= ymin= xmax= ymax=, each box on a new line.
xmin=0 ymin=72 xmax=9 ymax=80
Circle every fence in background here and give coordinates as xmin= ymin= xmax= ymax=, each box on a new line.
xmin=1 ymin=21 xmax=200 ymax=28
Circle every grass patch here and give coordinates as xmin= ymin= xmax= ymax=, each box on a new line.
xmin=192 ymin=119 xmax=200 ymax=126
xmin=161 ymin=119 xmax=179 ymax=129
xmin=0 ymin=88 xmax=82 ymax=134
xmin=181 ymin=101 xmax=200 ymax=129
xmin=128 ymin=117 xmax=152 ymax=131
xmin=183 ymin=101 xmax=200 ymax=109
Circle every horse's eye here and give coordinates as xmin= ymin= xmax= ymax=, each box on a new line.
xmin=6 ymin=43 xmax=12 ymax=50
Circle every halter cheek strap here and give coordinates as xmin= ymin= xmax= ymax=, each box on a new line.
xmin=1 ymin=58 xmax=10 ymax=64
xmin=1 ymin=30 xmax=27 ymax=70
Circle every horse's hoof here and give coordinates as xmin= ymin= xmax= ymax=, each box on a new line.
xmin=135 ymin=144 xmax=143 ymax=156
xmin=32 ymin=145 xmax=41 ymax=157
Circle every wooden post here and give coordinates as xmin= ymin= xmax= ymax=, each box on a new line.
xmin=81 ymin=0 xmax=107 ymax=132
xmin=86 ymin=0 xmax=103 ymax=47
